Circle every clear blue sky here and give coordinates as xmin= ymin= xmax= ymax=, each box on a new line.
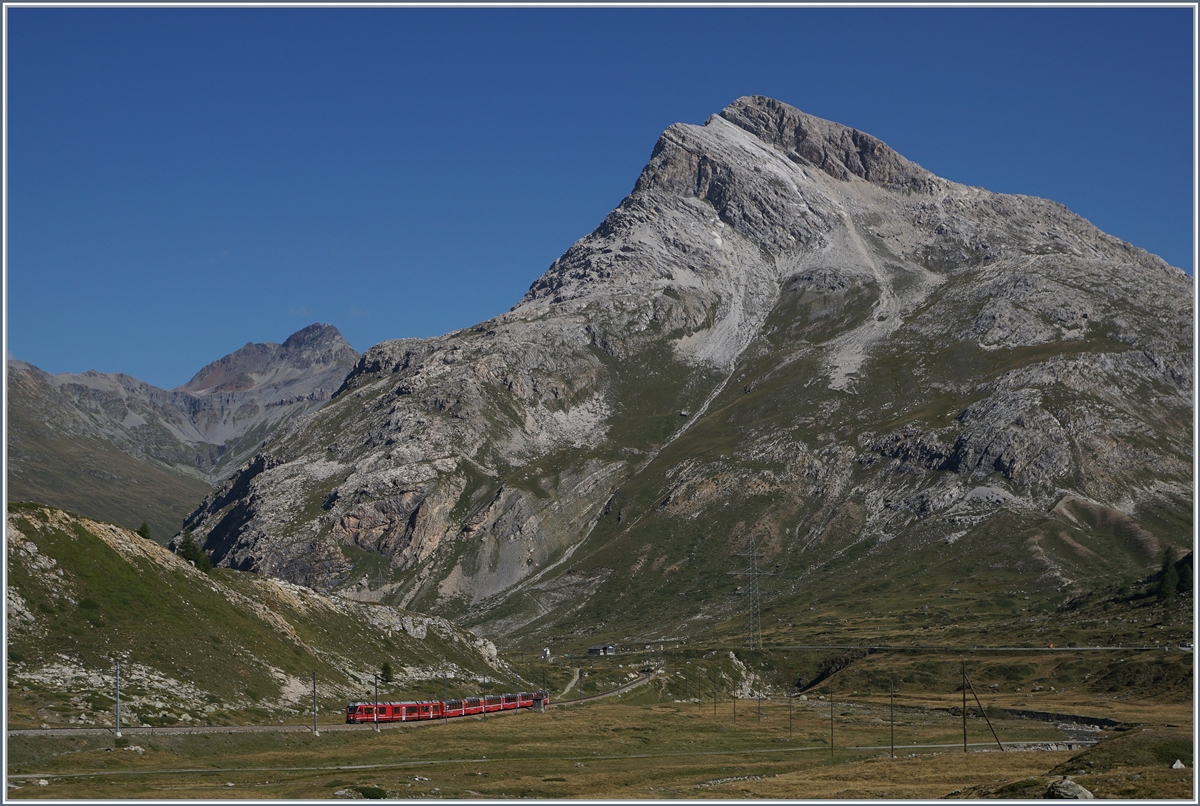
xmin=5 ymin=6 xmax=1194 ymax=389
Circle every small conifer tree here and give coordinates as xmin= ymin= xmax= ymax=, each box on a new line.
xmin=381 ymin=661 xmax=394 ymax=684
xmin=1158 ymin=547 xmax=1179 ymax=602
xmin=176 ymin=530 xmax=212 ymax=573
xmin=136 ymin=521 xmax=152 ymax=540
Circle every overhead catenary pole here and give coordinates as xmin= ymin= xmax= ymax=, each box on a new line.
xmin=825 ymin=681 xmax=835 ymax=758
xmin=374 ymin=673 xmax=380 ymax=732
xmin=114 ymin=660 xmax=122 ymax=739
xmin=961 ymin=661 xmax=967 ymax=753
xmin=890 ymin=680 xmax=895 ymax=758
xmin=788 ymin=693 xmax=793 ymax=741
xmin=829 ymin=682 xmax=834 ymax=757
xmin=312 ymin=671 xmax=319 ymax=736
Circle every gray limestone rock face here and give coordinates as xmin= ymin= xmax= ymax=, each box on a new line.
xmin=179 ymin=96 xmax=1192 ymax=645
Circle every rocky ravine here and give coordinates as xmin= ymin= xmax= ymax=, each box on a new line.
xmin=182 ymin=96 xmax=1192 ymax=646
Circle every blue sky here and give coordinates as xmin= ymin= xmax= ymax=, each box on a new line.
xmin=5 ymin=6 xmax=1194 ymax=389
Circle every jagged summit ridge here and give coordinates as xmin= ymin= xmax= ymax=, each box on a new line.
xmin=718 ymin=95 xmax=935 ymax=188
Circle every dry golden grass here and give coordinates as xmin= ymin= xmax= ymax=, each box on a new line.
xmin=717 ymin=750 xmax=1078 ymax=799
xmin=8 ymin=694 xmax=1190 ymax=799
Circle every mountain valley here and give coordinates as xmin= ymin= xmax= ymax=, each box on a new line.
xmin=7 ymin=324 xmax=358 ymax=540
xmin=5 ymin=97 xmax=1192 ymax=748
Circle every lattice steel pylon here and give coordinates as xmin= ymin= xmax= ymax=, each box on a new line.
xmin=728 ymin=534 xmax=772 ymax=650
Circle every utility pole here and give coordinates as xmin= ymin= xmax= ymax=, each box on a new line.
xmin=963 ymin=666 xmax=1005 ymax=751
xmin=312 ymin=671 xmax=319 ymax=736
xmin=114 ymin=660 xmax=121 ymax=739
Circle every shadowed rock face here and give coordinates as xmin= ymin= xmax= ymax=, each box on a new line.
xmin=7 ymin=325 xmax=360 ymax=538
xmin=181 ymin=96 xmax=1192 ymax=646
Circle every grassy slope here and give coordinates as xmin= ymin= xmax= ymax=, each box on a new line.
xmin=6 ymin=407 xmax=212 ymax=544
xmin=5 ymin=504 xmax=525 ymax=730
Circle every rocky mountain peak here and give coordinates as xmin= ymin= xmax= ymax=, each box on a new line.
xmin=282 ymin=322 xmax=352 ymax=353
xmin=718 ymin=95 xmax=934 ymax=188
xmin=179 ymin=97 xmax=1190 ymax=652
xmin=180 ymin=323 xmax=356 ymax=394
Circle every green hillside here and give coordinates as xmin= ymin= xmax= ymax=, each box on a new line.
xmin=6 ymin=504 xmax=527 ymax=730
xmin=6 ymin=408 xmax=211 ymax=544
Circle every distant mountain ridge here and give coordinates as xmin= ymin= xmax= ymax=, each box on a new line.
xmin=6 ymin=324 xmax=359 ymax=540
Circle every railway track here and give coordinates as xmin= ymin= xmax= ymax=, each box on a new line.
xmin=6 ymin=674 xmax=657 ymax=740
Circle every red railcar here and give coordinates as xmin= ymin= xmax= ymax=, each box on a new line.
xmin=346 ymin=691 xmax=548 ymax=724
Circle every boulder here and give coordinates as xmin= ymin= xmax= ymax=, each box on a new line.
xmin=1045 ymin=777 xmax=1093 ymax=799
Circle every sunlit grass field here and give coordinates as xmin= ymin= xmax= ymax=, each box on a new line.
xmin=8 ymin=689 xmax=1192 ymax=799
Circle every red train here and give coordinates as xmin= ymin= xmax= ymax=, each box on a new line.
xmin=346 ymin=691 xmax=548 ymax=723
